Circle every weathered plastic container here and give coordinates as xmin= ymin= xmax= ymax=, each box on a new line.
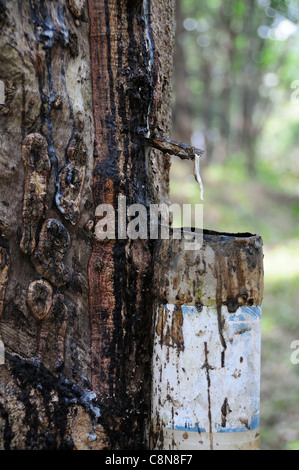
xmin=149 ymin=229 xmax=264 ymax=451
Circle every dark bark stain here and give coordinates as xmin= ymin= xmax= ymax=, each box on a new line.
xmin=3 ymin=354 xmax=103 ymax=450
xmin=29 ymin=0 xmax=78 ymax=192
xmin=217 ymin=305 xmax=227 ymax=368
xmin=202 ymin=342 xmax=214 ymax=451
xmin=0 ymin=402 xmax=14 ymax=450
xmin=0 ymin=0 xmax=7 ymax=19
xmin=88 ymin=0 xmax=159 ymax=449
xmin=0 ymin=0 xmax=95 ymax=450
xmin=221 ymin=397 xmax=232 ymax=428
xmin=156 ymin=305 xmax=184 ymax=351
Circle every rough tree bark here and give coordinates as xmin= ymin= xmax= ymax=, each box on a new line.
xmin=0 ymin=0 xmax=175 ymax=450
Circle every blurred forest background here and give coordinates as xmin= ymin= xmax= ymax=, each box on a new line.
xmin=170 ymin=0 xmax=299 ymax=450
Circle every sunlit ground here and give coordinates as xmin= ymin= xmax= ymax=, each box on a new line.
xmin=170 ymin=158 xmax=299 ymax=450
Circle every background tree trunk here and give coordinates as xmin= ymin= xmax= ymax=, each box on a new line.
xmin=173 ymin=0 xmax=192 ymax=144
xmin=0 ymin=0 xmax=174 ymax=450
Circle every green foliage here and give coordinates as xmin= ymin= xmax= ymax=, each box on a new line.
xmin=173 ymin=0 xmax=299 ymax=450
xmin=285 ymin=440 xmax=299 ymax=450
xmin=176 ymin=0 xmax=299 ymax=176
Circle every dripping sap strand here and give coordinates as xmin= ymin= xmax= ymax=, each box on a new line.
xmin=194 ymin=153 xmax=204 ymax=201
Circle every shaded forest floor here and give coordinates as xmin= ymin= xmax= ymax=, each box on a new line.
xmin=170 ymin=158 xmax=299 ymax=451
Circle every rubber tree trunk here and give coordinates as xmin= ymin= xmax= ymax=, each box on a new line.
xmin=0 ymin=0 xmax=175 ymax=450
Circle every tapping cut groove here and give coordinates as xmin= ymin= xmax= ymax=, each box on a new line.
xmin=20 ymin=133 xmax=51 ymax=255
